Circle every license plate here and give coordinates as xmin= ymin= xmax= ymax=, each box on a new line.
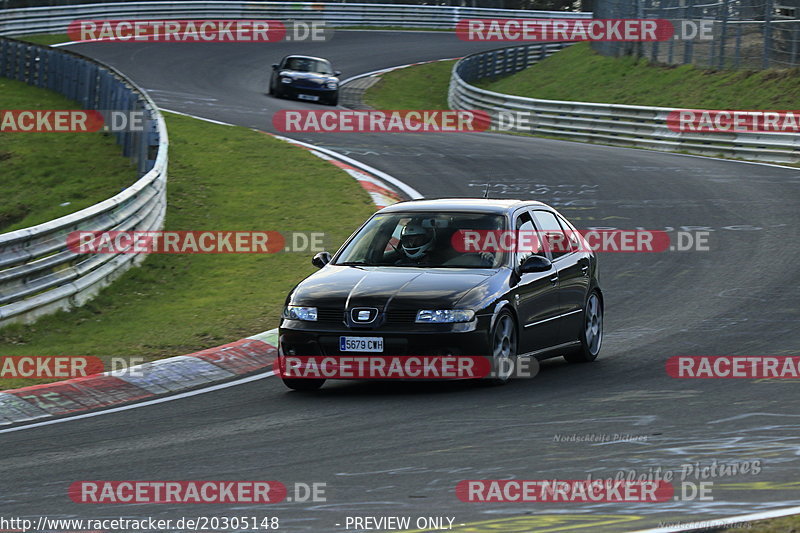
xmin=297 ymin=94 xmax=319 ymax=101
xmin=340 ymin=336 xmax=384 ymax=352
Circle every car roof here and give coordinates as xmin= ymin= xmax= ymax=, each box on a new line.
xmin=379 ymin=198 xmax=549 ymax=215
xmin=282 ymin=55 xmax=331 ymax=63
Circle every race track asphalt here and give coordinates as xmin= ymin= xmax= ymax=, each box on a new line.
xmin=2 ymin=31 xmax=799 ymax=532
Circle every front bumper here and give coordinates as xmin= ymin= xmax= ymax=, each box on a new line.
xmin=281 ymin=85 xmax=337 ymax=101
xmin=278 ymin=316 xmax=492 ymax=359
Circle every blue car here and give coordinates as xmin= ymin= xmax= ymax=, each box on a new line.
xmin=269 ymin=55 xmax=340 ymax=106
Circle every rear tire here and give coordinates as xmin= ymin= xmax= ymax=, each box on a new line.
xmin=282 ymin=378 xmax=325 ymax=391
xmin=564 ymin=291 xmax=603 ymax=363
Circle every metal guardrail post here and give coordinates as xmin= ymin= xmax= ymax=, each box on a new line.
xmin=764 ymin=0 xmax=774 ymax=69
xmin=718 ymin=0 xmax=729 ymax=68
xmin=684 ymin=0 xmax=695 ymax=64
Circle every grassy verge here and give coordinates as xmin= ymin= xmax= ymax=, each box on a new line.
xmin=15 ymin=34 xmax=70 ymax=46
xmin=0 ymin=112 xmax=376 ymax=390
xmin=362 ymin=43 xmax=800 ymax=166
xmin=478 ymin=42 xmax=800 ymax=109
xmin=0 ymin=78 xmax=137 ymax=232
xmin=365 ymin=43 xmax=800 ymax=111
xmin=363 ymin=60 xmax=455 ymax=110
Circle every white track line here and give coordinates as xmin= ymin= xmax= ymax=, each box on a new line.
xmin=0 ymin=371 xmax=275 ymax=434
xmin=160 ymin=108 xmax=234 ymax=126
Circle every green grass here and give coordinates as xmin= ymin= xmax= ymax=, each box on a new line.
xmin=15 ymin=34 xmax=70 ymax=46
xmin=478 ymin=42 xmax=800 ymax=109
xmin=0 ymin=78 xmax=137 ymax=232
xmin=364 ymin=60 xmax=456 ymax=110
xmin=362 ymin=44 xmax=800 ymax=167
xmin=365 ymin=43 xmax=800 ymax=112
xmin=0 ymin=112 xmax=376 ymax=390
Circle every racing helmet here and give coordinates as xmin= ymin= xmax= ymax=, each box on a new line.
xmin=400 ymin=222 xmax=435 ymax=260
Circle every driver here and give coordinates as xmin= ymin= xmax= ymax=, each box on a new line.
xmin=396 ymin=222 xmax=437 ymax=265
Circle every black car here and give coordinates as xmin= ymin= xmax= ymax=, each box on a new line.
xmin=278 ymin=199 xmax=603 ymax=390
xmin=269 ymin=55 xmax=340 ymax=105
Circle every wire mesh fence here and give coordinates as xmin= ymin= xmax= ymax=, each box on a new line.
xmin=593 ymin=0 xmax=800 ymax=69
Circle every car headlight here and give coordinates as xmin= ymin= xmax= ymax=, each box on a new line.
xmin=326 ymin=81 xmax=338 ymax=89
xmin=281 ymin=77 xmax=293 ymax=84
xmin=416 ymin=309 xmax=475 ymax=323
xmin=283 ymin=306 xmax=317 ymax=321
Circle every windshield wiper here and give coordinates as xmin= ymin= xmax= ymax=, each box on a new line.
xmin=336 ymin=261 xmax=372 ymax=266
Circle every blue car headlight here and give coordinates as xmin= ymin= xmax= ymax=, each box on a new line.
xmin=284 ymin=306 xmax=317 ymax=321
xmin=416 ymin=309 xmax=475 ymax=323
xmin=326 ymin=81 xmax=338 ymax=89
xmin=281 ymin=77 xmax=293 ymax=84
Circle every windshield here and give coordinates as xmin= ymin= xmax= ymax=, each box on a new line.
xmin=283 ymin=57 xmax=334 ymax=75
xmin=335 ymin=212 xmax=507 ymax=268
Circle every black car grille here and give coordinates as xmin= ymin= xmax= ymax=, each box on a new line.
xmin=385 ymin=310 xmax=419 ymax=324
xmin=295 ymin=80 xmax=325 ymax=89
xmin=316 ymin=308 xmax=345 ymax=324
xmin=314 ymin=308 xmax=418 ymax=326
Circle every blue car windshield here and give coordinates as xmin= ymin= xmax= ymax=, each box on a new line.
xmin=335 ymin=212 xmax=507 ymax=268
xmin=284 ymin=58 xmax=333 ymax=75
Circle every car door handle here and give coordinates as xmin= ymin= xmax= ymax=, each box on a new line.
xmin=549 ymin=275 xmax=559 ymax=284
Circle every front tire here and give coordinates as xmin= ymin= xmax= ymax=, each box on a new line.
xmin=564 ymin=291 xmax=603 ymax=363
xmin=326 ymin=92 xmax=339 ymax=106
xmin=282 ymin=378 xmax=325 ymax=391
xmin=488 ymin=310 xmax=518 ymax=385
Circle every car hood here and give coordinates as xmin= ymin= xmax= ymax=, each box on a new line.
xmin=279 ymin=70 xmax=338 ymax=83
xmin=289 ymin=265 xmax=495 ymax=311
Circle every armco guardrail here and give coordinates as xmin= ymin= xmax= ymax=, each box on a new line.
xmin=449 ymin=43 xmax=800 ymax=164
xmin=0 ymin=2 xmax=590 ymax=36
xmin=0 ymin=37 xmax=167 ymax=327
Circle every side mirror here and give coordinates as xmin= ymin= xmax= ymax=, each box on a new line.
xmin=272 ymin=63 xmax=279 ymax=70
xmin=519 ymin=255 xmax=552 ymax=274
xmin=312 ymin=251 xmax=331 ymax=269
xmin=334 ymin=70 xmax=341 ymax=77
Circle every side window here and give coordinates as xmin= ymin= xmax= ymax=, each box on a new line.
xmin=532 ymin=210 xmax=572 ymax=260
xmin=514 ymin=212 xmax=538 ymax=267
xmin=555 ymin=214 xmax=582 ymax=254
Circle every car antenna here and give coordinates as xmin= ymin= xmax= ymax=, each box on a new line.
xmin=483 ymin=183 xmax=490 ymax=199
